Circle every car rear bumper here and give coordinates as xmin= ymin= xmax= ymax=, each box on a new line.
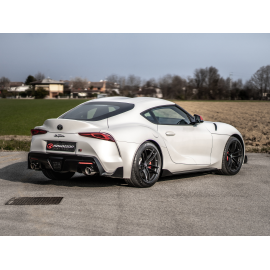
xmin=28 ymin=151 xmax=123 ymax=178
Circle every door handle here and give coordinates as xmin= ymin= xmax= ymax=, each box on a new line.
xmin=165 ymin=131 xmax=175 ymax=136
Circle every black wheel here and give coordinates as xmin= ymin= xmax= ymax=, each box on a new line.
xmin=42 ymin=170 xmax=75 ymax=180
xmin=125 ymin=142 xmax=162 ymax=188
xmin=218 ymin=136 xmax=244 ymax=175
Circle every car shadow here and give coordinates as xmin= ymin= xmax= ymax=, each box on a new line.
xmin=0 ymin=161 xmax=214 ymax=188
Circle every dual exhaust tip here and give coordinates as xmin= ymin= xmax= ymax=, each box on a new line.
xmin=84 ymin=166 xmax=95 ymax=176
xmin=30 ymin=163 xmax=39 ymax=170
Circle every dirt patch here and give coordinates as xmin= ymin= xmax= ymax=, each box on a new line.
xmin=0 ymin=135 xmax=31 ymax=141
xmin=176 ymin=101 xmax=270 ymax=152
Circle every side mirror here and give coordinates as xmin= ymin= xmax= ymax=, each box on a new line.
xmin=192 ymin=114 xmax=204 ymax=124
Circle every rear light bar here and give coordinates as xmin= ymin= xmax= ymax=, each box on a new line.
xmin=31 ymin=129 xmax=47 ymax=136
xmin=78 ymin=162 xmax=93 ymax=165
xmin=78 ymin=132 xmax=115 ymax=142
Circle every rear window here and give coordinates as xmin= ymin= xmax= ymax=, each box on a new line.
xmin=59 ymin=102 xmax=134 ymax=121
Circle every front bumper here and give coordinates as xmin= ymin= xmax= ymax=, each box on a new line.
xmin=28 ymin=151 xmax=123 ymax=178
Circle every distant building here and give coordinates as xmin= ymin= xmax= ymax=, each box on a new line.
xmin=70 ymin=80 xmax=120 ymax=98
xmin=8 ymin=82 xmax=29 ymax=92
xmin=30 ymin=78 xmax=64 ymax=98
xmin=137 ymin=86 xmax=163 ymax=98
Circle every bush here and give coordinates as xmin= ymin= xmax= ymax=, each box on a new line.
xmin=0 ymin=90 xmax=13 ymax=98
xmin=34 ymin=87 xmax=49 ymax=99
xmin=19 ymin=91 xmax=27 ymax=98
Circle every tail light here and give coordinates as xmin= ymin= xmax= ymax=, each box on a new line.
xmin=199 ymin=115 xmax=203 ymax=121
xmin=31 ymin=129 xmax=47 ymax=136
xmin=79 ymin=132 xmax=115 ymax=142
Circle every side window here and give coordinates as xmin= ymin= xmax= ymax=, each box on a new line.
xmin=151 ymin=106 xmax=191 ymax=125
xmin=108 ymin=106 xmax=116 ymax=112
xmin=87 ymin=108 xmax=97 ymax=119
xmin=141 ymin=110 xmax=157 ymax=124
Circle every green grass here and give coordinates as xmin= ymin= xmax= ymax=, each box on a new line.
xmin=0 ymin=140 xmax=31 ymax=151
xmin=0 ymin=99 xmax=87 ymax=135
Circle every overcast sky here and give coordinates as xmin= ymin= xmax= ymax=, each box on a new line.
xmin=0 ymin=33 xmax=269 ymax=83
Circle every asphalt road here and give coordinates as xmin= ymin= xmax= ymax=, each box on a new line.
xmin=0 ymin=151 xmax=269 ymax=236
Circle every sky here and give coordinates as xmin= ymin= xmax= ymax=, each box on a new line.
xmin=0 ymin=33 xmax=269 ymax=83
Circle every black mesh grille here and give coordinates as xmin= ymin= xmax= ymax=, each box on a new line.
xmin=5 ymin=197 xmax=63 ymax=205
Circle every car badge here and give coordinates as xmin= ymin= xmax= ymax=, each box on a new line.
xmin=54 ymin=134 xmax=65 ymax=138
xmin=57 ymin=124 xmax=63 ymax=130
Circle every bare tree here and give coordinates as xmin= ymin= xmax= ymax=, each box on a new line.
xmin=71 ymin=77 xmax=89 ymax=89
xmin=106 ymin=74 xmax=119 ymax=84
xmin=250 ymin=65 xmax=270 ymax=99
xmin=158 ymin=74 xmax=173 ymax=99
xmin=206 ymin=66 xmax=220 ymax=88
xmin=35 ymin=72 xmax=45 ymax=81
xmin=158 ymin=75 xmax=185 ymax=99
xmin=122 ymin=74 xmax=141 ymax=96
xmin=0 ymin=76 xmax=10 ymax=89
xmin=126 ymin=75 xmax=141 ymax=88
xmin=194 ymin=68 xmax=207 ymax=88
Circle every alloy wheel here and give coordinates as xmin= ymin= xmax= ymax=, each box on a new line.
xmin=226 ymin=140 xmax=243 ymax=173
xmin=138 ymin=147 xmax=160 ymax=182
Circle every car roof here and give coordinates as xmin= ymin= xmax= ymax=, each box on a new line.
xmin=86 ymin=97 xmax=174 ymax=111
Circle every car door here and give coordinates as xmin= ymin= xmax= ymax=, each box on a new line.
xmin=150 ymin=105 xmax=212 ymax=165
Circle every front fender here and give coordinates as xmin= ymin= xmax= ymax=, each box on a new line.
xmin=204 ymin=121 xmax=245 ymax=168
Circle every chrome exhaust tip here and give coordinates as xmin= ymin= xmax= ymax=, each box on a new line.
xmin=30 ymin=163 xmax=36 ymax=170
xmin=85 ymin=167 xmax=94 ymax=175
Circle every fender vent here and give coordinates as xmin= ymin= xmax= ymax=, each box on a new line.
xmin=213 ymin=123 xmax=217 ymax=131
xmin=5 ymin=197 xmax=63 ymax=205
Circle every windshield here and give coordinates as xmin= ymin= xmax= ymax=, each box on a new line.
xmin=59 ymin=101 xmax=135 ymax=121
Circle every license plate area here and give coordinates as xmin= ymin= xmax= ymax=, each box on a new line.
xmin=46 ymin=141 xmax=76 ymax=152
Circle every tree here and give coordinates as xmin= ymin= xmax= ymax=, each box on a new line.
xmin=35 ymin=72 xmax=45 ymax=81
xmin=194 ymin=68 xmax=207 ymax=88
xmin=158 ymin=75 xmax=186 ymax=99
xmin=206 ymin=66 xmax=220 ymax=99
xmin=193 ymin=68 xmax=208 ymax=99
xmin=250 ymin=65 xmax=270 ymax=99
xmin=25 ymin=75 xmax=36 ymax=85
xmin=71 ymin=77 xmax=89 ymax=89
xmin=158 ymin=74 xmax=173 ymax=99
xmin=0 ymin=76 xmax=10 ymax=89
xmin=34 ymin=87 xmax=49 ymax=99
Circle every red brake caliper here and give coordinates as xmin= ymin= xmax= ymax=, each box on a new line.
xmin=227 ymin=152 xmax=229 ymax=161
xmin=148 ymin=161 xmax=151 ymax=169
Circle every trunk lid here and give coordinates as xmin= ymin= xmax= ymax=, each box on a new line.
xmin=40 ymin=118 xmax=108 ymax=133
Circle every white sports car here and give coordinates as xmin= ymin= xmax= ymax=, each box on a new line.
xmin=28 ymin=97 xmax=246 ymax=188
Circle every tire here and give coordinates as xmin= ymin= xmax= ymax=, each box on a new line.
xmin=125 ymin=142 xmax=162 ymax=188
xmin=217 ymin=136 xmax=244 ymax=175
xmin=42 ymin=169 xmax=75 ymax=180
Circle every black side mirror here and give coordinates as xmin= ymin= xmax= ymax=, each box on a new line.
xmin=191 ymin=114 xmax=204 ymax=124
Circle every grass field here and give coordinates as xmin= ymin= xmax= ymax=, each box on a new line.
xmin=0 ymin=99 xmax=269 ymax=152
xmin=0 ymin=99 xmax=86 ymax=136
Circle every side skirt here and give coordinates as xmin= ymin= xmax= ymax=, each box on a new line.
xmin=161 ymin=168 xmax=218 ymax=178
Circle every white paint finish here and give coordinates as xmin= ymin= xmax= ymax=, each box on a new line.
xmin=116 ymin=141 xmax=140 ymax=178
xmin=30 ymin=132 xmax=122 ymax=173
xmin=29 ymin=97 xmax=245 ymax=178
xmin=158 ymin=123 xmax=212 ymax=165
xmin=40 ymin=118 xmax=108 ymax=133
xmin=210 ymin=134 xmax=230 ymax=168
